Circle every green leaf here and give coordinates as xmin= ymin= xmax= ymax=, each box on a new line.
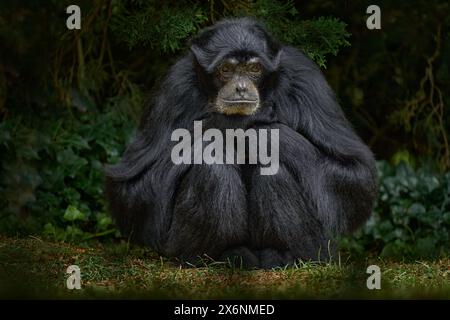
xmin=63 ymin=205 xmax=86 ymax=222
xmin=56 ymin=148 xmax=88 ymax=178
xmin=443 ymin=212 xmax=450 ymax=223
xmin=409 ymin=203 xmax=426 ymax=216
xmin=60 ymin=134 xmax=91 ymax=150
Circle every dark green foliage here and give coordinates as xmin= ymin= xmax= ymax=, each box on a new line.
xmin=321 ymin=0 xmax=450 ymax=169
xmin=0 ymin=107 xmax=136 ymax=241
xmin=111 ymin=2 xmax=208 ymax=52
xmin=109 ymin=0 xmax=350 ymax=66
xmin=342 ymin=161 xmax=450 ymax=259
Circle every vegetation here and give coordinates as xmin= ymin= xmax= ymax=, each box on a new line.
xmin=1 ymin=236 xmax=450 ymax=299
xmin=343 ymin=161 xmax=450 ymax=259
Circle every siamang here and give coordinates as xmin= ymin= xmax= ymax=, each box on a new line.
xmin=105 ymin=18 xmax=377 ymax=268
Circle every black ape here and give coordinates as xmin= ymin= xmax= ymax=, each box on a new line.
xmin=106 ymin=18 xmax=377 ymax=268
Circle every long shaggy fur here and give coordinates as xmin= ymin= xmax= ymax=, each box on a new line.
xmin=105 ymin=18 xmax=377 ymax=268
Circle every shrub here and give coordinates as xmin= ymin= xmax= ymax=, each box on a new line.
xmin=0 ymin=107 xmax=136 ymax=242
xmin=342 ymin=161 xmax=450 ymax=259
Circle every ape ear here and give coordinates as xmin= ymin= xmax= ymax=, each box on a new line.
xmin=190 ymin=45 xmax=202 ymax=62
xmin=190 ymin=44 xmax=228 ymax=73
xmin=190 ymin=45 xmax=216 ymax=92
xmin=271 ymin=49 xmax=283 ymax=70
xmin=190 ymin=45 xmax=211 ymax=71
xmin=260 ymin=49 xmax=283 ymax=72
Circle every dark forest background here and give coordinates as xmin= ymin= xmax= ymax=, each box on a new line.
xmin=0 ymin=0 xmax=449 ymax=259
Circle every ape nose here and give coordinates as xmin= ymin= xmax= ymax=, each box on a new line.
xmin=236 ymin=82 xmax=248 ymax=95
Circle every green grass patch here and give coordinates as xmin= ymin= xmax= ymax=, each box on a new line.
xmin=1 ymin=236 xmax=449 ymax=299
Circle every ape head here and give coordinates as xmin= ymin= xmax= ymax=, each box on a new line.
xmin=190 ymin=19 xmax=281 ymax=116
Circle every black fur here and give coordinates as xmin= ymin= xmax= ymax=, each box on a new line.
xmin=105 ymin=18 xmax=377 ymax=269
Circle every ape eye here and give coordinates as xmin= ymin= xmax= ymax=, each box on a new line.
xmin=248 ymin=63 xmax=262 ymax=73
xmin=219 ymin=64 xmax=234 ymax=75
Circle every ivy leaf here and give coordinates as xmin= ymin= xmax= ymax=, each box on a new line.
xmin=56 ymin=148 xmax=88 ymax=178
xmin=409 ymin=203 xmax=426 ymax=216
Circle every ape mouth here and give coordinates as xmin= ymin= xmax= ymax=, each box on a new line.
xmin=218 ymin=101 xmax=260 ymax=115
xmin=222 ymin=99 xmax=258 ymax=104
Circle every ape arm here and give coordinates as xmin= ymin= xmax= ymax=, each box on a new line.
xmin=105 ymin=55 xmax=207 ymax=248
xmin=274 ymin=47 xmax=377 ymax=234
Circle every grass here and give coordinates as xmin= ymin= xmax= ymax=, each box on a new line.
xmin=1 ymin=235 xmax=450 ymax=299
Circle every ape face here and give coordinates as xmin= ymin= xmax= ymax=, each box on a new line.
xmin=190 ymin=19 xmax=282 ymax=118
xmin=213 ymin=56 xmax=263 ymax=115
